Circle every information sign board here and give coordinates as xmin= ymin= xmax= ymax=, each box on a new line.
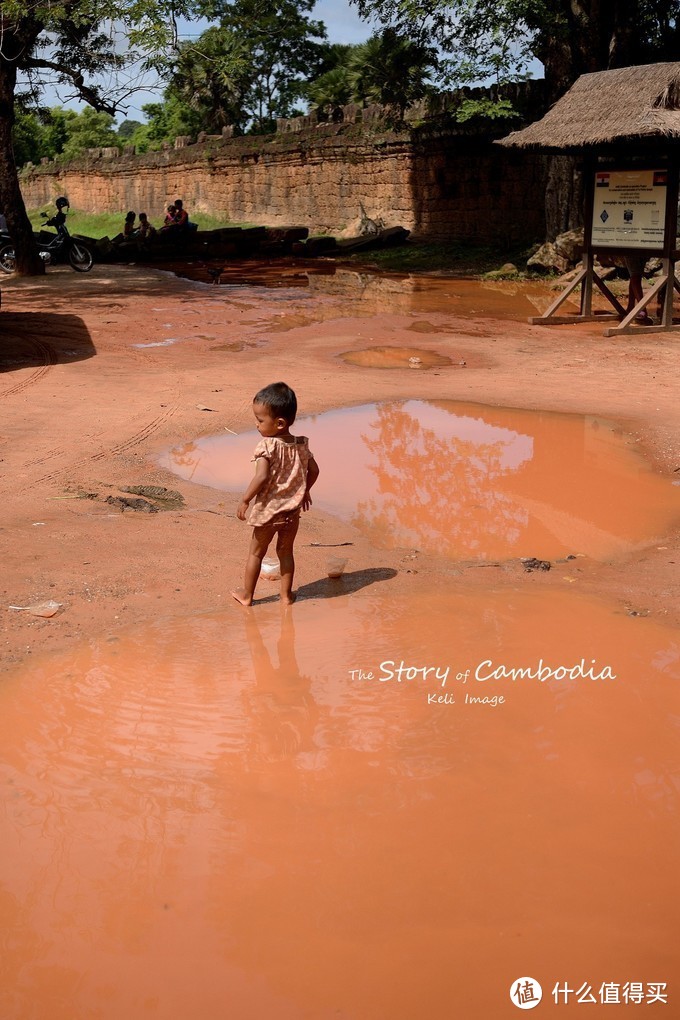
xmin=591 ymin=168 xmax=667 ymax=249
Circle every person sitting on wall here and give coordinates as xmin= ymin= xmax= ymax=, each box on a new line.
xmin=123 ymin=210 xmax=137 ymax=239
xmin=172 ymin=199 xmax=189 ymax=231
xmin=171 ymin=199 xmax=198 ymax=234
xmin=160 ymin=205 xmax=176 ymax=232
xmin=159 ymin=199 xmax=197 ymax=241
xmin=137 ymin=212 xmax=156 ymax=241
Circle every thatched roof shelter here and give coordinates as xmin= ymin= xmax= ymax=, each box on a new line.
xmin=499 ymin=63 xmax=680 ymax=153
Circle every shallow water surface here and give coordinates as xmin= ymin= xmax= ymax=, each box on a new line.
xmin=170 ymin=261 xmax=563 ymax=323
xmin=338 ymin=345 xmax=453 ymax=369
xmin=161 ymin=400 xmax=680 ymax=561
xmin=0 ymin=589 xmax=677 ymax=1018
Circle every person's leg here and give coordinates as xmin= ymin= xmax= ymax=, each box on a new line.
xmin=276 ymin=514 xmax=300 ymax=605
xmin=627 ymin=275 xmax=643 ymax=310
xmin=231 ymin=524 xmax=275 ymax=606
xmin=629 ymin=275 xmax=652 ymax=320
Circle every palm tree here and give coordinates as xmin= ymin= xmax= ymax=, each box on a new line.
xmin=172 ymin=27 xmax=252 ymax=132
xmin=347 ymin=29 xmax=437 ymax=119
xmin=306 ymin=30 xmax=437 ymax=121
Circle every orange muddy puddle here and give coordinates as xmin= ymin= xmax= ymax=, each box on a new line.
xmin=163 ymin=258 xmax=336 ymax=290
xmin=338 ymin=345 xmax=453 ymax=369
xmin=1 ymin=589 xmax=678 ymax=1019
xmin=161 ymin=400 xmax=680 ymax=561
xmin=170 ymin=261 xmax=571 ymax=323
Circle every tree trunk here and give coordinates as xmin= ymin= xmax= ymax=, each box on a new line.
xmin=544 ymin=155 xmax=584 ymax=240
xmin=0 ymin=23 xmax=45 ymax=275
xmin=535 ymin=1 xmax=621 ymax=104
xmin=533 ymin=1 xmax=620 ymax=239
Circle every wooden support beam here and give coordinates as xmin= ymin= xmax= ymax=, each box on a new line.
xmin=528 ymin=157 xmax=680 ymax=337
xmin=530 ymin=313 xmax=618 ymax=325
xmin=603 ymin=270 xmax=675 ymax=335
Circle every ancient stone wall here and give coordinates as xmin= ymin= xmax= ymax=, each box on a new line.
xmin=19 ymin=122 xmax=547 ymax=244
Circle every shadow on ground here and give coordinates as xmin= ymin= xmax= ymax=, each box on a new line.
xmin=297 ymin=567 xmax=398 ymax=601
xmin=244 ymin=568 xmax=399 ymax=606
xmin=0 ymin=312 xmax=95 ymax=373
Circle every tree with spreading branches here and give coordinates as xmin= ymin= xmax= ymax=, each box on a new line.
xmin=351 ymin=0 xmax=680 ymax=102
xmin=350 ymin=1 xmax=680 ymax=235
xmin=184 ymin=0 xmax=328 ymax=133
xmin=0 ymin=1 xmax=196 ymax=274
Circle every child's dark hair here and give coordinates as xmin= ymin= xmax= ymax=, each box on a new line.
xmin=126 ymin=210 xmax=135 ymax=221
xmin=254 ymin=381 xmax=297 ymax=423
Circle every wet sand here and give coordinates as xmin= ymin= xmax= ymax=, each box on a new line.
xmin=1 ymin=263 xmax=679 ymax=1017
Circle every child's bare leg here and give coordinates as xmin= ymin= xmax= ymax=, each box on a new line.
xmin=231 ymin=525 xmax=275 ymax=606
xmin=276 ymin=515 xmax=300 ymax=605
xmin=627 ymin=275 xmax=651 ymax=321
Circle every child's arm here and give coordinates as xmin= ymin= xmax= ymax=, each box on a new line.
xmin=301 ymin=456 xmax=319 ymax=511
xmin=236 ymin=457 xmax=270 ymax=521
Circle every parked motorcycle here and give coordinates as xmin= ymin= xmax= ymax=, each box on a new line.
xmin=0 ymin=206 xmax=93 ymax=274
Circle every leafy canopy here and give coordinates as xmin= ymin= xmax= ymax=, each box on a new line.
xmin=166 ymin=0 xmax=328 ymax=133
xmin=350 ymin=0 xmax=680 ymax=98
xmin=306 ymin=30 xmax=437 ymax=118
xmin=2 ymin=0 xmax=202 ymax=116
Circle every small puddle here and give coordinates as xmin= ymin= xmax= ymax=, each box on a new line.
xmin=160 ymin=400 xmax=680 ymax=561
xmin=339 ymin=346 xmax=453 ymax=369
xmin=0 ymin=590 xmax=677 ymax=1018
xmin=132 ymin=337 xmax=185 ymax=349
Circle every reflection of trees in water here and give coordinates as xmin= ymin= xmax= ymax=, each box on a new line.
xmin=165 ymin=440 xmax=202 ymax=479
xmin=354 ymin=404 xmax=527 ymax=557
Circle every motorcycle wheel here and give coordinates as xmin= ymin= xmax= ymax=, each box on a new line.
xmin=69 ymin=242 xmax=94 ymax=272
xmin=0 ymin=244 xmax=16 ymax=274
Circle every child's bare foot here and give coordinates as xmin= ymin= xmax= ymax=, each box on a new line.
xmin=280 ymin=593 xmax=296 ymax=606
xmin=231 ymin=588 xmax=253 ymax=607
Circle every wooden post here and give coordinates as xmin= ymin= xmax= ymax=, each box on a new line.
xmin=603 ymin=158 xmax=680 ymax=336
xmin=528 ymin=152 xmax=620 ymax=327
xmin=580 ymin=154 xmax=595 ymax=316
xmin=530 ymin=155 xmax=680 ymax=337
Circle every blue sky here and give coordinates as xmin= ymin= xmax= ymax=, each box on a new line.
xmin=176 ymin=0 xmax=371 ymax=45
xmin=33 ymin=0 xmax=372 ymax=121
xmin=31 ymin=2 xmax=542 ymax=123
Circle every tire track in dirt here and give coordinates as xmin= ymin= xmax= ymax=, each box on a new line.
xmin=90 ymin=404 xmax=179 ymax=461
xmin=28 ymin=402 xmax=181 ymax=487
xmin=6 ymin=346 xmax=171 ymax=478
xmin=25 ymin=430 xmax=107 ymax=470
xmin=0 ymin=336 xmax=58 ymax=397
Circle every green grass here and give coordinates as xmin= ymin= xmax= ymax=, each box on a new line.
xmin=24 ymin=209 xmax=540 ymax=277
xmin=27 ymin=207 xmax=236 ymax=238
xmin=343 ymin=239 xmax=538 ymax=277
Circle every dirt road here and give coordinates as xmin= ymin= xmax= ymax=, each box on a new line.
xmin=1 ymin=262 xmax=678 ymax=669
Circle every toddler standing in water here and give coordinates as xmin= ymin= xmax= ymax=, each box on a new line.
xmin=231 ymin=382 xmax=319 ymax=607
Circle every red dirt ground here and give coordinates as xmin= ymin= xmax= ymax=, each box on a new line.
xmin=1 ymin=262 xmax=678 ymax=670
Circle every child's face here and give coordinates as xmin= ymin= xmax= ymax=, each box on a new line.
xmin=253 ymin=402 xmax=287 ymax=437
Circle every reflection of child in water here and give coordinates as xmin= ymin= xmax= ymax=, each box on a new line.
xmin=231 ymin=381 xmax=319 ymax=607
xmin=243 ymin=610 xmax=318 ymax=761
